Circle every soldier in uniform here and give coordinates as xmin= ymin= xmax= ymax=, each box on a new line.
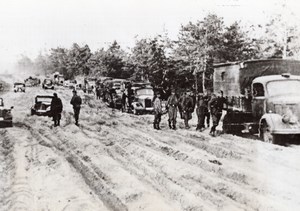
xmin=166 ymin=89 xmax=178 ymax=130
xmin=208 ymin=91 xmax=227 ymax=136
xmin=196 ymin=93 xmax=206 ymax=131
xmin=181 ymin=91 xmax=195 ymax=129
xmin=178 ymin=92 xmax=186 ymax=119
xmin=153 ymin=92 xmax=163 ymax=130
xmin=50 ymin=93 xmax=63 ymax=127
xmin=203 ymin=91 xmax=211 ymax=128
xmin=70 ymin=90 xmax=82 ymax=126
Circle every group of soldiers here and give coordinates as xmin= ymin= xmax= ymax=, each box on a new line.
xmin=50 ymin=90 xmax=82 ymax=127
xmin=153 ymin=89 xmax=227 ymax=136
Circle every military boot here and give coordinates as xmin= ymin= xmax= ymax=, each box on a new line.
xmin=156 ymin=124 xmax=161 ymax=130
xmin=168 ymin=121 xmax=172 ymax=129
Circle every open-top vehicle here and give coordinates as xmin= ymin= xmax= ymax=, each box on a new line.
xmin=13 ymin=82 xmax=26 ymax=92
xmin=31 ymin=95 xmax=53 ymax=116
xmin=0 ymin=98 xmax=13 ymax=127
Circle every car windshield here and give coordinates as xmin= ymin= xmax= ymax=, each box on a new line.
xmin=136 ymin=89 xmax=154 ymax=96
xmin=267 ymin=80 xmax=300 ymax=96
xmin=37 ymin=97 xmax=53 ymax=103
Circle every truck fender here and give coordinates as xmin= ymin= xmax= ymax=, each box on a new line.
xmin=259 ymin=113 xmax=283 ymax=135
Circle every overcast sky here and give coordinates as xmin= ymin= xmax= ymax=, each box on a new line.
xmin=0 ymin=0 xmax=300 ymax=72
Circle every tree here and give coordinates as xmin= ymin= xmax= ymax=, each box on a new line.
xmin=131 ymin=37 xmax=168 ymax=88
xmin=220 ymin=21 xmax=260 ymax=62
xmin=174 ymin=14 xmax=225 ymax=92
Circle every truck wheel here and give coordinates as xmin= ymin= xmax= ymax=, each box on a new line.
xmin=261 ymin=121 xmax=274 ymax=143
xmin=260 ymin=121 xmax=283 ymax=145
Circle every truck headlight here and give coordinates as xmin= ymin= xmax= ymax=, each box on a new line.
xmin=282 ymin=114 xmax=298 ymax=124
xmin=282 ymin=114 xmax=290 ymax=124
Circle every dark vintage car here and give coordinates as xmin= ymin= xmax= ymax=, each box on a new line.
xmin=31 ymin=96 xmax=53 ymax=116
xmin=42 ymin=78 xmax=54 ymax=89
xmin=0 ymin=98 xmax=13 ymax=127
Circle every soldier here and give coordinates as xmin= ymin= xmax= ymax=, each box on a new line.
xmin=196 ymin=93 xmax=205 ymax=131
xmin=50 ymin=93 xmax=63 ymax=127
xmin=70 ymin=90 xmax=82 ymax=126
xmin=178 ymin=92 xmax=186 ymax=119
xmin=208 ymin=91 xmax=227 ymax=136
xmin=181 ymin=91 xmax=195 ymax=129
xmin=96 ymin=86 xmax=101 ymax=100
xmin=153 ymin=92 xmax=163 ymax=130
xmin=166 ymin=89 xmax=178 ymax=130
xmin=203 ymin=91 xmax=211 ymax=128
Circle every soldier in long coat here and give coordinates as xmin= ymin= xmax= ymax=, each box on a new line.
xmin=181 ymin=91 xmax=195 ymax=129
xmin=166 ymin=89 xmax=178 ymax=130
xmin=153 ymin=92 xmax=163 ymax=130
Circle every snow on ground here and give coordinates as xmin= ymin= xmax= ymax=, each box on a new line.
xmin=0 ymin=83 xmax=300 ymax=211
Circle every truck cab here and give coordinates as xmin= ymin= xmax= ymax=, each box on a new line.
xmin=254 ymin=74 xmax=300 ymax=143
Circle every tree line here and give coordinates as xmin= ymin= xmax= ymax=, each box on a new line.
xmin=17 ymin=13 xmax=300 ymax=93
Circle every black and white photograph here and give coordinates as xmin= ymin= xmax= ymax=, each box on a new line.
xmin=0 ymin=0 xmax=300 ymax=210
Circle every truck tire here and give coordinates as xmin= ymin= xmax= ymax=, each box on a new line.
xmin=260 ymin=121 xmax=283 ymax=145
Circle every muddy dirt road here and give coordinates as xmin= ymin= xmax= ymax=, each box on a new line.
xmin=0 ymin=86 xmax=300 ymax=211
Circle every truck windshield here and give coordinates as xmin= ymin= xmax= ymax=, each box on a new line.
xmin=136 ymin=89 xmax=154 ymax=96
xmin=267 ymin=80 xmax=300 ymax=96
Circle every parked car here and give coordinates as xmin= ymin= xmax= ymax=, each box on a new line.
xmin=24 ymin=77 xmax=40 ymax=87
xmin=13 ymin=82 xmax=26 ymax=92
xmin=131 ymin=82 xmax=154 ymax=115
xmin=53 ymin=72 xmax=65 ymax=86
xmin=83 ymin=77 xmax=97 ymax=93
xmin=42 ymin=78 xmax=54 ymax=89
xmin=64 ymin=79 xmax=77 ymax=89
xmin=31 ymin=95 xmax=53 ymax=116
xmin=0 ymin=98 xmax=13 ymax=127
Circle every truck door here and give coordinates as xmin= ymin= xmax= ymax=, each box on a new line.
xmin=252 ymin=83 xmax=266 ymax=120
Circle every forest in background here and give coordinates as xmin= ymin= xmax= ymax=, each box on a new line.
xmin=16 ymin=13 xmax=300 ymax=92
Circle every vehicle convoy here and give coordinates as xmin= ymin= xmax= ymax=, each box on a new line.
xmin=213 ymin=59 xmax=300 ymax=144
xmin=42 ymin=78 xmax=54 ymax=89
xmin=0 ymin=98 xmax=13 ymax=127
xmin=31 ymin=95 xmax=53 ymax=116
xmin=13 ymin=82 xmax=25 ymax=92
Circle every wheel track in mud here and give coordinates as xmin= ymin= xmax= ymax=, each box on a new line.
xmin=0 ymin=129 xmax=35 ymax=211
xmin=14 ymin=121 xmax=128 ymax=211
xmin=80 ymin=117 xmax=283 ymax=210
xmin=76 ymin=123 xmax=259 ymax=210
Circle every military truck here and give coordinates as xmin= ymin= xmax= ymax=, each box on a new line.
xmin=213 ymin=59 xmax=300 ymax=144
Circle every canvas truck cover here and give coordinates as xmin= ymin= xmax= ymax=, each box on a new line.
xmin=239 ymin=59 xmax=300 ymax=94
xmin=214 ymin=59 xmax=300 ymax=96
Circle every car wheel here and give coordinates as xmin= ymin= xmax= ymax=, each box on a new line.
xmin=260 ymin=121 xmax=283 ymax=145
xmin=133 ymin=108 xmax=139 ymax=115
xmin=261 ymin=121 xmax=274 ymax=143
